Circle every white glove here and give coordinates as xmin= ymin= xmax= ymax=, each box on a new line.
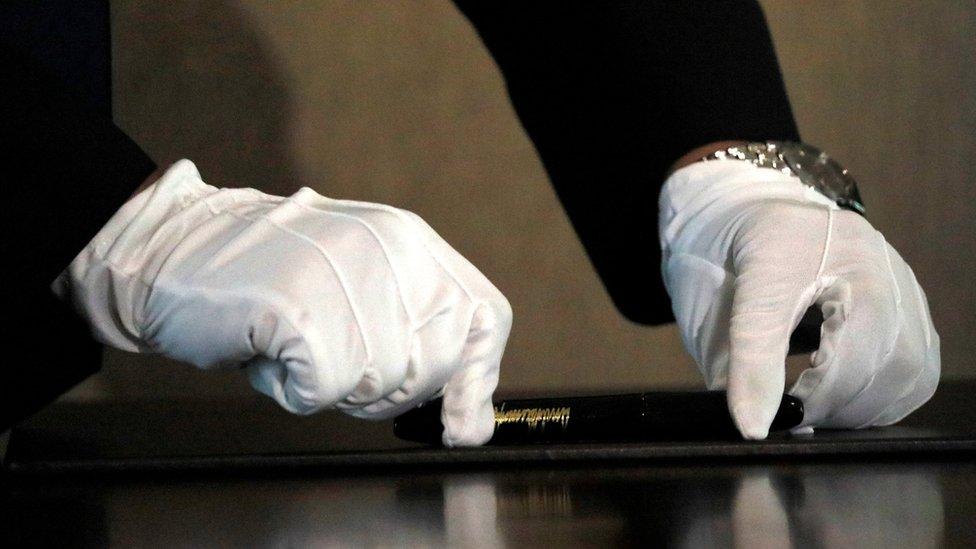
xmin=55 ymin=160 xmax=513 ymax=446
xmin=660 ymin=159 xmax=940 ymax=439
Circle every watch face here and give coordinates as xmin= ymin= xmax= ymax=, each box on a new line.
xmin=778 ymin=143 xmax=865 ymax=214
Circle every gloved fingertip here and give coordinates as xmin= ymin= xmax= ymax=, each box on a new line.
xmin=790 ymin=425 xmax=815 ymax=436
xmin=441 ymin=400 xmax=495 ymax=447
xmin=730 ymin=401 xmax=773 ymax=440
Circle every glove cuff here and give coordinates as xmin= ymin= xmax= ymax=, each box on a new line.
xmin=659 ymin=159 xmax=838 ymax=252
xmin=52 ymin=159 xmax=217 ymax=352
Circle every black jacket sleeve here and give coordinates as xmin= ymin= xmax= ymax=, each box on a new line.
xmin=1 ymin=1 xmax=157 ymax=431
xmin=454 ymin=0 xmax=800 ymax=324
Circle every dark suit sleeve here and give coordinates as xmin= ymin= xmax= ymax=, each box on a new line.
xmin=1 ymin=2 xmax=157 ymax=430
xmin=454 ymin=0 xmax=800 ymax=324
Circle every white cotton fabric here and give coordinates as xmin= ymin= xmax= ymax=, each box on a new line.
xmin=54 ymin=160 xmax=512 ymax=447
xmin=659 ymin=160 xmax=940 ymax=439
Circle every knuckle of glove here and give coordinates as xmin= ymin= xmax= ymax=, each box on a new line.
xmin=478 ymin=284 xmax=514 ymax=336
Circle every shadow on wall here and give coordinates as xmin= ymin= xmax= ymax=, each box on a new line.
xmin=82 ymin=0 xmax=308 ymax=399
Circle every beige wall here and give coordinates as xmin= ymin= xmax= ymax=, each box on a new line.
xmin=765 ymin=0 xmax=976 ymax=381
xmin=68 ymin=0 xmax=974 ymax=401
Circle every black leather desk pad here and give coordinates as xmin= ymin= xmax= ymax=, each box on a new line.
xmin=6 ymin=382 xmax=975 ymax=475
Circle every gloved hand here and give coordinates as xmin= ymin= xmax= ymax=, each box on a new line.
xmin=55 ymin=160 xmax=512 ymax=446
xmin=659 ymin=159 xmax=939 ymax=439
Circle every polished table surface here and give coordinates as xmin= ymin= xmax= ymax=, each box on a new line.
xmin=4 ymin=382 xmax=976 ymax=547
xmin=4 ymin=459 xmax=974 ymax=547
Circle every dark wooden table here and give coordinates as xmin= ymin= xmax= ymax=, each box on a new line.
xmin=4 ymin=382 xmax=975 ymax=547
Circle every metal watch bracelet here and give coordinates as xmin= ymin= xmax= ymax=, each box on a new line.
xmin=700 ymin=141 xmax=866 ymax=215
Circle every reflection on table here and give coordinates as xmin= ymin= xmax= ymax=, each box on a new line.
xmin=7 ymin=461 xmax=966 ymax=547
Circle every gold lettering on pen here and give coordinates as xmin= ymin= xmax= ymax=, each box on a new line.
xmin=494 ymin=406 xmax=571 ymax=431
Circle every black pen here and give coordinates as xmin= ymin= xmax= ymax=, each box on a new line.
xmin=394 ymin=391 xmax=804 ymax=445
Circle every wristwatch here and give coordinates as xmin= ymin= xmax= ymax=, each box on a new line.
xmin=700 ymin=141 xmax=866 ymax=215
